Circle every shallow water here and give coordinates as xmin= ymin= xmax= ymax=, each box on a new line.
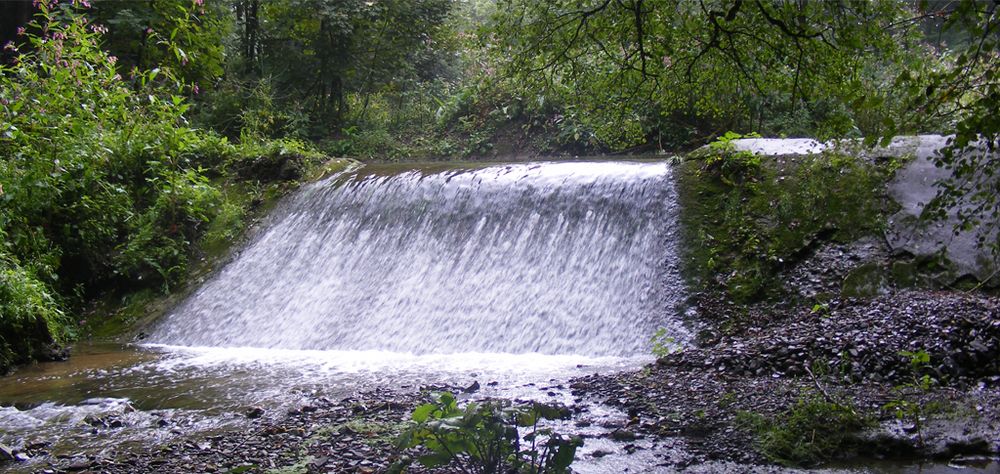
xmin=0 ymin=342 xmax=650 ymax=471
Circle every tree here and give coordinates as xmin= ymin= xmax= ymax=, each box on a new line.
xmin=233 ymin=0 xmax=454 ymax=133
xmin=87 ymin=0 xmax=229 ymax=88
xmin=490 ymin=0 xmax=920 ymax=148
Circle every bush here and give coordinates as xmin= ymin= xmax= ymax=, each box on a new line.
xmin=114 ymin=169 xmax=222 ymax=291
xmin=679 ymin=143 xmax=890 ymax=302
xmin=0 ymin=1 xmax=245 ymax=365
xmin=0 ymin=255 xmax=67 ymax=374
xmin=397 ymin=392 xmax=581 ymax=474
xmin=737 ymin=397 xmax=872 ymax=466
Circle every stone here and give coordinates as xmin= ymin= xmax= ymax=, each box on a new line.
xmin=462 ymin=381 xmax=480 ymax=393
xmin=842 ymin=263 xmax=888 ymax=298
xmin=885 ymin=138 xmax=998 ymax=287
xmin=610 ymin=429 xmax=638 ymax=442
xmin=0 ymin=444 xmax=14 ymax=461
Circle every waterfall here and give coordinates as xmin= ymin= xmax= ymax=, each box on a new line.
xmin=150 ymin=161 xmax=686 ymax=357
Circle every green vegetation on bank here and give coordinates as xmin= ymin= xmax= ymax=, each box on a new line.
xmin=0 ymin=1 xmax=345 ymax=373
xmin=397 ymin=392 xmax=581 ymax=473
xmin=677 ymin=134 xmax=895 ymax=303
xmin=737 ymin=396 xmax=873 ymax=467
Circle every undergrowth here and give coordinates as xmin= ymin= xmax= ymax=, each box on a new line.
xmin=678 ymin=133 xmax=894 ymax=303
xmin=737 ymin=396 xmax=873 ymax=467
xmin=0 ymin=1 xmax=341 ymax=372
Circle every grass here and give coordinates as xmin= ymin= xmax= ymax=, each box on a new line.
xmin=737 ymin=396 xmax=873 ymax=467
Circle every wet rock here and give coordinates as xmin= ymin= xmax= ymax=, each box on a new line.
xmin=610 ymin=429 xmax=638 ymax=442
xmin=65 ymin=458 xmax=93 ymax=471
xmin=0 ymin=444 xmax=14 ymax=462
xmin=463 ymin=381 xmax=481 ymax=393
xmin=245 ymin=407 xmax=265 ymax=419
xmin=39 ymin=342 xmax=70 ymax=362
xmin=950 ymin=455 xmax=998 ymax=468
xmin=841 ymin=262 xmax=889 ymax=298
xmin=886 ymin=149 xmax=999 ymax=286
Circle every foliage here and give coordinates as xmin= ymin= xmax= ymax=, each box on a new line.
xmin=397 ymin=392 xmax=582 ymax=474
xmin=489 ymin=0 xmax=922 ymax=151
xmin=0 ymin=1 xmax=325 ymax=367
xmin=227 ymin=0 xmax=455 ymax=136
xmin=650 ymin=327 xmax=683 ymax=358
xmin=702 ymin=131 xmax=764 ymax=185
xmin=737 ymin=396 xmax=872 ymax=467
xmin=678 ymin=148 xmax=890 ymax=302
xmin=114 ymin=168 xmax=221 ymax=292
xmin=0 ymin=254 xmax=68 ymax=373
xmin=87 ymin=0 xmax=229 ymax=88
xmin=0 ymin=1 xmax=232 ymax=295
xmin=883 ymin=350 xmax=938 ymax=447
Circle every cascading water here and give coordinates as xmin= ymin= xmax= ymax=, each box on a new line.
xmin=150 ymin=161 xmax=686 ymax=357
xmin=0 ymin=160 xmax=689 ymax=472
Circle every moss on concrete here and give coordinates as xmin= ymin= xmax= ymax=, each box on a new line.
xmin=677 ymin=148 xmax=895 ymax=303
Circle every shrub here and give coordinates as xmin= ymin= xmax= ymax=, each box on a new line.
xmin=0 ymin=0 xmax=240 ymax=364
xmin=397 ymin=392 xmax=581 ymax=474
xmin=738 ymin=396 xmax=872 ymax=466
xmin=0 ymin=254 xmax=67 ymax=373
xmin=679 ymin=144 xmax=890 ymax=303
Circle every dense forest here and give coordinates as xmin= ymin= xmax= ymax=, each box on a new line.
xmin=0 ymin=0 xmax=998 ymax=386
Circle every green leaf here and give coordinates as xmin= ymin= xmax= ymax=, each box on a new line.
xmin=417 ymin=452 xmax=452 ymax=468
xmin=411 ymin=403 xmax=436 ymax=423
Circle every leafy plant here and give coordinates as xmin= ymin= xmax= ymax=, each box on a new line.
xmin=701 ymin=131 xmax=764 ymax=186
xmin=0 ymin=254 xmax=69 ymax=373
xmin=650 ymin=327 xmax=684 ymax=358
xmin=737 ymin=396 xmax=872 ymax=467
xmin=677 ymin=149 xmax=890 ymax=303
xmin=883 ymin=350 xmax=937 ymax=447
xmin=397 ymin=392 xmax=582 ymax=474
xmin=810 ymin=303 xmax=830 ymax=318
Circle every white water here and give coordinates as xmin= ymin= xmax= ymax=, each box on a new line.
xmin=0 ymin=160 xmax=688 ymax=471
xmin=150 ymin=161 xmax=687 ymax=357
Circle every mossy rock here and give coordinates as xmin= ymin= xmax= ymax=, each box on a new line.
xmin=234 ymin=152 xmax=307 ymax=182
xmin=841 ymin=263 xmax=889 ymax=298
xmin=676 ymin=148 xmax=893 ymax=303
xmin=888 ymin=254 xmax=962 ymax=290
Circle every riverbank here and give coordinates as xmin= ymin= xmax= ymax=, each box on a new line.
xmin=15 ymin=288 xmax=998 ymax=473
xmin=4 ymin=148 xmax=999 ymax=472
xmin=573 ymin=288 xmax=1000 ymax=468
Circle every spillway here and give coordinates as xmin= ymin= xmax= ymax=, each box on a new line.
xmin=150 ymin=161 xmax=686 ymax=357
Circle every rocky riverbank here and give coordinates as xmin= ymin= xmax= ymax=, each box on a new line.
xmin=570 ymin=288 xmax=1000 ymax=468
xmin=7 ymin=389 xmax=431 ymax=474
xmin=11 ymin=290 xmax=997 ymax=474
